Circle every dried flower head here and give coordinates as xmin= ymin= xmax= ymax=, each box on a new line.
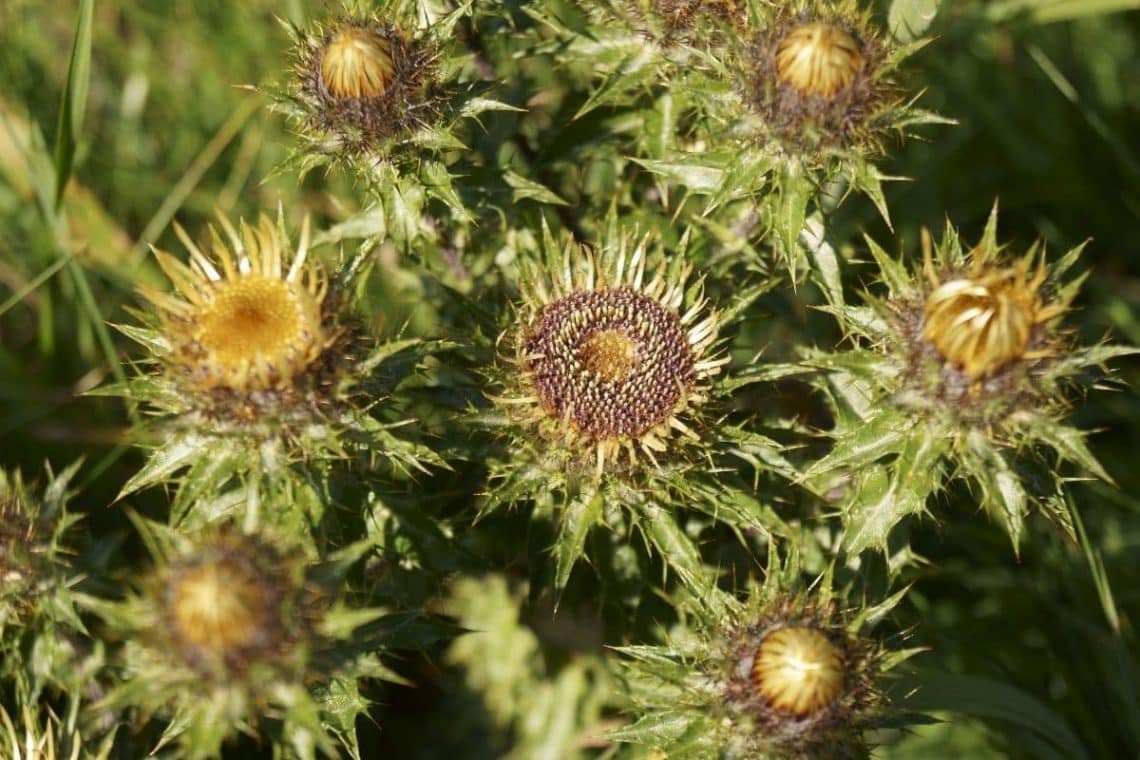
xmin=612 ymin=584 xmax=897 ymax=759
xmin=504 ymin=235 xmax=725 ymax=473
xmin=921 ymin=255 xmax=1061 ymax=382
xmin=748 ymin=3 xmax=896 ymax=150
xmin=140 ymin=213 xmax=328 ymax=395
xmin=774 ymin=22 xmax=864 ymax=99
xmin=724 ymin=599 xmax=881 ymax=758
xmin=806 ymin=204 xmax=1131 ymax=555
xmin=889 ymin=223 xmax=1077 ymax=413
xmin=320 ymin=27 xmax=397 ymax=99
xmin=291 ymin=16 xmax=434 ymax=156
xmin=93 ymin=518 xmax=384 ymax=759
xmin=750 ymin=625 xmax=846 ymax=717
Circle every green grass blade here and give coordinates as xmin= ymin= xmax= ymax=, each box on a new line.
xmin=52 ymin=0 xmax=94 ymax=211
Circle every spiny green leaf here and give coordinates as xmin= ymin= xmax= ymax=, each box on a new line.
xmin=553 ymin=488 xmax=604 ymax=592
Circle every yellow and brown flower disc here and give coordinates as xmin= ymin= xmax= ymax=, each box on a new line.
xmin=774 ymin=22 xmax=864 ymax=99
xmin=140 ymin=214 xmax=328 ymax=394
xmin=922 ymin=259 xmax=1061 ymax=381
xmin=750 ymin=626 xmax=845 ymax=717
xmin=161 ymin=540 xmax=289 ymax=673
xmin=511 ymin=244 xmax=724 ymax=471
xmin=320 ymin=28 xmax=397 ymax=99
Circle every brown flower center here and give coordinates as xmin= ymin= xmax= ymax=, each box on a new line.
xmin=775 ymin=22 xmax=864 ymax=99
xmin=321 ymin=28 xmax=396 ymax=99
xmin=524 ymin=288 xmax=696 ymax=439
xmin=751 ymin=626 xmax=845 ymax=717
xmin=922 ymin=272 xmax=1038 ymax=380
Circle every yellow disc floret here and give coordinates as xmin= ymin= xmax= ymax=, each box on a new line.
xmin=922 ymin=258 xmax=1062 ymax=381
xmin=579 ymin=329 xmax=641 ymax=383
xmin=751 ymin=626 xmax=845 ymax=717
xmin=320 ymin=28 xmax=396 ymax=99
xmin=160 ymin=540 xmax=289 ymax=673
xmin=168 ymin=556 xmax=272 ymax=656
xmin=141 ymin=213 xmax=328 ymax=394
xmin=775 ymin=22 xmax=864 ymax=99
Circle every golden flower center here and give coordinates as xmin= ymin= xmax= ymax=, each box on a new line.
xmin=321 ymin=28 xmax=396 ymax=99
xmin=193 ymin=276 xmax=323 ymax=391
xmin=922 ymin=273 xmax=1037 ymax=380
xmin=524 ymin=288 xmax=696 ymax=439
xmin=775 ymin=22 xmax=864 ymax=99
xmin=579 ymin=329 xmax=641 ymax=383
xmin=168 ymin=556 xmax=273 ymax=657
xmin=751 ymin=626 xmax=845 ymax=717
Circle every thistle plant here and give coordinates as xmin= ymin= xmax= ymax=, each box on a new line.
xmin=3 ymin=0 xmax=1139 ymax=758
xmin=611 ymin=557 xmax=913 ymax=759
xmin=108 ymin=209 xmax=442 ymax=528
xmin=806 ymin=204 xmax=1133 ymax=554
xmin=86 ymin=517 xmax=393 ymax=759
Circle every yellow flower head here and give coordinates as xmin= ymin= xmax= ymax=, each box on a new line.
xmin=774 ymin=22 xmax=865 ymax=100
xmin=922 ymin=253 xmax=1063 ymax=382
xmin=750 ymin=625 xmax=846 ymax=717
xmin=159 ymin=535 xmax=294 ymax=675
xmin=320 ymin=27 xmax=397 ymax=99
xmin=141 ymin=214 xmax=328 ymax=394
xmin=292 ymin=18 xmax=434 ymax=156
xmin=748 ymin=2 xmax=895 ymax=150
xmin=506 ymin=238 xmax=726 ymax=473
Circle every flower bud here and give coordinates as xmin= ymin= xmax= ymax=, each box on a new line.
xmin=320 ymin=28 xmax=397 ymax=99
xmin=774 ymin=22 xmax=864 ymax=99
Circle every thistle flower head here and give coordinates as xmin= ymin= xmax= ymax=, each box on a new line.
xmin=0 ymin=465 xmax=78 ymax=630
xmin=93 ymin=518 xmax=387 ymax=758
xmin=774 ymin=22 xmax=865 ymax=99
xmin=503 ymin=231 xmax=724 ymax=474
xmin=613 ymin=584 xmax=895 ymax=759
xmin=921 ymin=254 xmax=1060 ymax=383
xmin=748 ymin=2 xmax=895 ymax=152
xmin=159 ymin=535 xmax=294 ymax=676
xmin=140 ymin=212 xmax=328 ymax=395
xmin=891 ymin=219 xmax=1077 ymax=414
xmin=750 ymin=625 xmax=845 ymax=717
xmin=320 ymin=27 xmax=397 ymax=99
xmin=288 ymin=15 xmax=435 ymax=159
xmin=806 ymin=204 xmax=1133 ymax=554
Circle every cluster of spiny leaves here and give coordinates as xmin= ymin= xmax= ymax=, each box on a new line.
xmin=0 ymin=0 xmax=1134 ymax=758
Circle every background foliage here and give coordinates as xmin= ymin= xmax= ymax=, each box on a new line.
xmin=0 ymin=0 xmax=1138 ymax=757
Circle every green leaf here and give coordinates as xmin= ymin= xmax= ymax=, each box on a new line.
xmin=503 ymin=170 xmax=570 ymax=206
xmin=985 ymin=0 xmax=1140 ymax=24
xmin=553 ymin=488 xmax=604 ymax=592
xmin=641 ymin=505 xmax=714 ymax=595
xmin=631 ymin=156 xmax=725 ymax=194
xmin=53 ymin=0 xmax=94 ymax=211
xmin=844 ymin=427 xmax=948 ymax=554
xmin=965 ymin=437 xmax=1030 ymax=553
xmin=898 ymin=672 xmax=1091 ymax=760
xmin=888 ymin=0 xmax=940 ymax=43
